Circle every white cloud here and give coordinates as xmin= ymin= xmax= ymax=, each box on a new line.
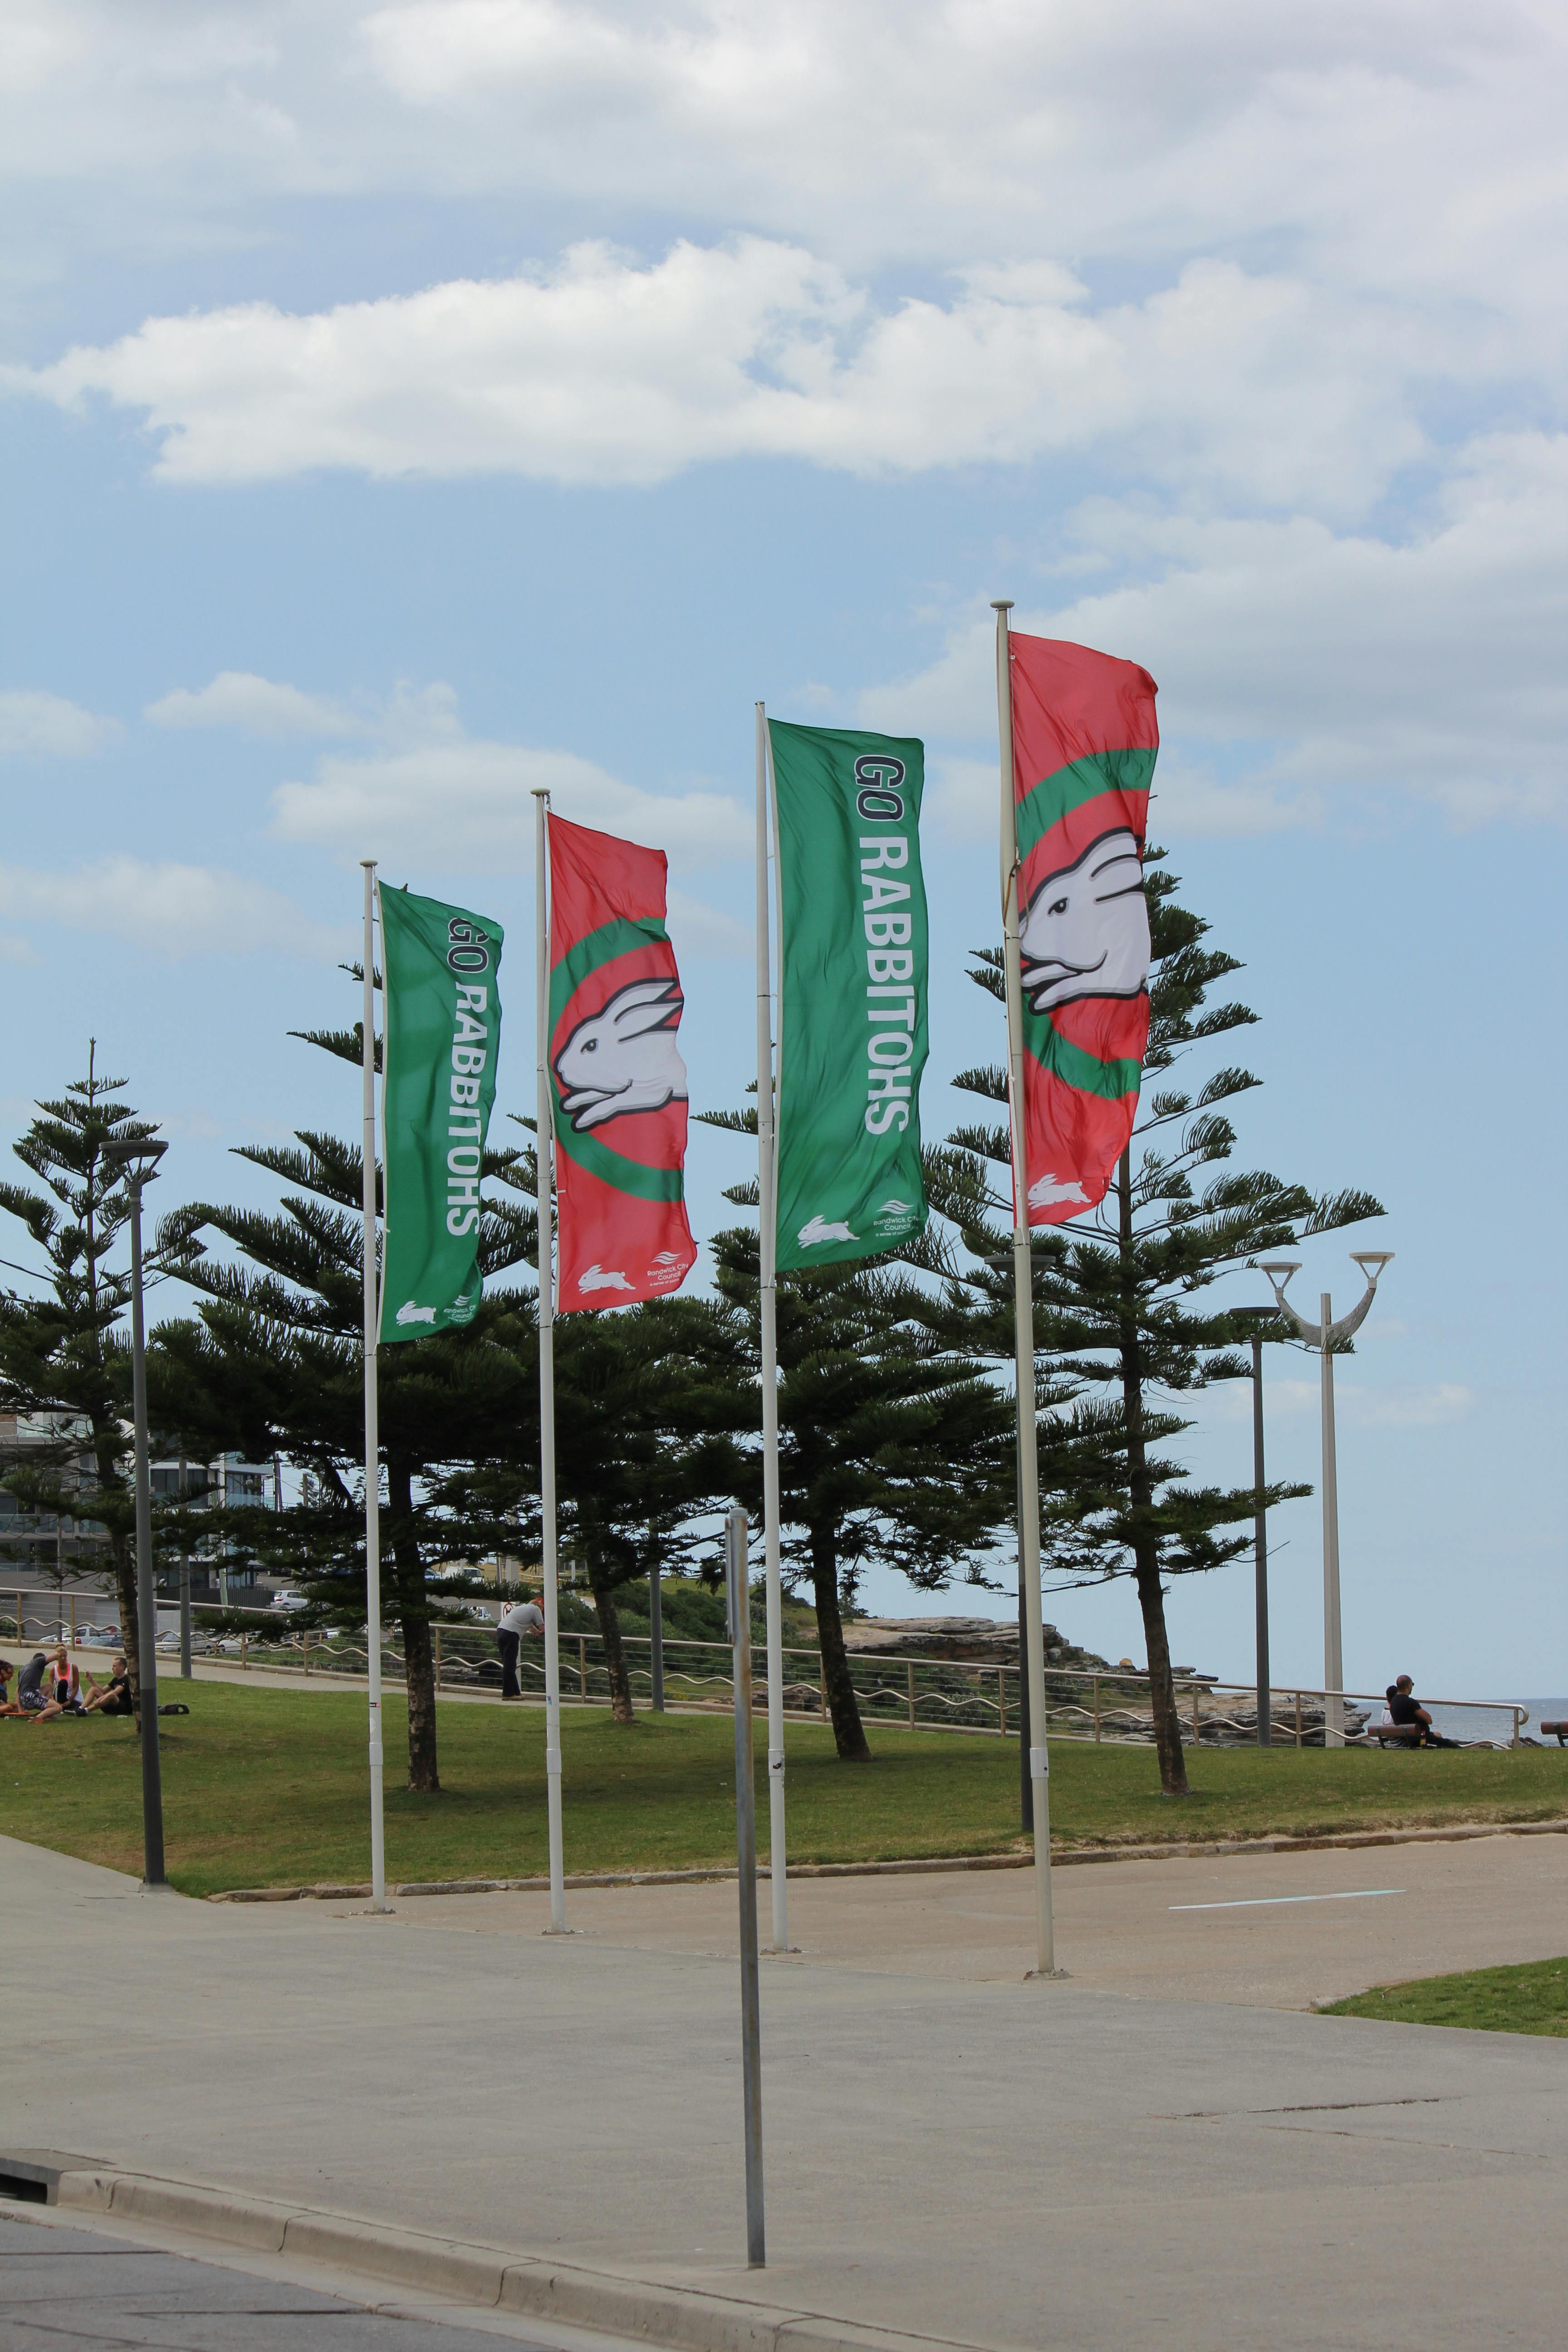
xmin=857 ymin=432 xmax=1568 ymax=827
xmin=8 ymin=240 xmax=1435 ymax=510
xmin=270 ymin=688 xmax=750 ymax=871
xmin=146 ymin=671 xmax=368 ymax=737
xmin=0 ymin=859 xmax=342 ymax=961
xmin=10 ymin=3 xmax=1558 ymax=314
xmin=1262 ymin=1378 xmax=1475 ymax=1430
xmin=666 ymin=889 xmax=750 ymax=960
xmin=0 ymin=689 xmax=121 ymax=757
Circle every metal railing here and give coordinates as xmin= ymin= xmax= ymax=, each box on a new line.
xmin=6 ymin=1595 xmax=1524 ymax=1750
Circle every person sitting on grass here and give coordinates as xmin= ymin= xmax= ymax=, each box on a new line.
xmin=1386 ymin=1675 xmax=1457 ymax=1748
xmin=12 ymin=1652 xmax=50 ymax=1716
xmin=28 ymin=1646 xmax=87 ymax=1725
xmin=83 ymin=1656 xmax=133 ymax=1718
xmin=0 ymin=1657 xmax=19 ymax=1715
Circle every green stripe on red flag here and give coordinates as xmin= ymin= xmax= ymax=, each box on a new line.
xmin=546 ymin=815 xmax=697 ymax=1312
xmin=1006 ymin=633 xmax=1158 ymax=1225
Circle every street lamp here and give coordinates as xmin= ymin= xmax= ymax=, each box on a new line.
xmin=1259 ymin=1250 xmax=1394 ymax=1746
xmin=103 ymin=1132 xmax=168 ymax=1887
xmin=1230 ymin=1304 xmax=1285 ymax=1747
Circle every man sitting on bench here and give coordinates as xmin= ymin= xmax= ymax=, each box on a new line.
xmin=1385 ymin=1675 xmax=1456 ymax=1748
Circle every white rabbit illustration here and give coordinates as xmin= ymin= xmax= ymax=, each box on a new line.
xmin=798 ymin=1214 xmax=858 ymax=1247
xmin=1018 ymin=827 xmax=1149 ymax=1014
xmin=554 ymin=979 xmax=689 ymax=1132
xmin=578 ymin=1264 xmax=634 ymax=1294
xmin=395 ymin=1301 xmax=438 ymax=1326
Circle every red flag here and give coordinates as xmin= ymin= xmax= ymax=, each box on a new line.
xmin=1007 ymin=633 xmax=1158 ymax=1225
xmin=547 ymin=814 xmax=698 ymax=1313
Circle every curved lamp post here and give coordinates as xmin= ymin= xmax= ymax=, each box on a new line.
xmin=1259 ymin=1250 xmax=1394 ymax=1746
xmin=103 ymin=1132 xmax=168 ymax=1885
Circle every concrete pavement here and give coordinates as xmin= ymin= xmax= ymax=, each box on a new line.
xmin=4 ymin=1830 xmax=1568 ymax=2349
xmin=371 ymin=1825 xmax=1568 ymax=2009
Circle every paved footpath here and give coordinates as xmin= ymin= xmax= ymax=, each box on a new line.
xmin=4 ymin=1831 xmax=1567 ymax=2352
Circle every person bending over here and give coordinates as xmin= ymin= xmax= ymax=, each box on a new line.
xmin=496 ymin=1594 xmax=545 ymax=1701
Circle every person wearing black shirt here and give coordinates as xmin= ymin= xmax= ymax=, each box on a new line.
xmin=1386 ymin=1676 xmax=1455 ymax=1746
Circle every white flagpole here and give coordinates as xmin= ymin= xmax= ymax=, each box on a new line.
xmin=755 ymin=704 xmax=789 ymax=1953
xmin=532 ymin=789 xmax=568 ymax=1933
xmin=359 ymin=859 xmax=387 ymax=1914
xmin=992 ymin=602 xmax=1058 ymax=1980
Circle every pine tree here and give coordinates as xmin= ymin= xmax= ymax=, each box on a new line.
xmin=918 ymin=859 xmax=1384 ymax=1794
xmin=0 ymin=1047 xmax=181 ymax=1720
xmin=152 ymin=997 xmax=537 ymax=1793
xmin=484 ymin=1128 xmax=755 ymax=1724
xmin=700 ymin=1110 xmax=1016 ymax=1762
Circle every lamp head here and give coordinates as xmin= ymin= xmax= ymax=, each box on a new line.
xmin=1350 ymin=1250 xmax=1394 ymax=1282
xmin=1257 ymin=1257 xmax=1300 ymax=1289
xmin=103 ymin=1134 xmax=167 ymax=1189
xmin=1230 ymin=1305 xmax=1281 ymax=1329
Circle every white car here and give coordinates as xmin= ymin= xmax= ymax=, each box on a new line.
xmin=270 ymin=1589 xmax=309 ymax=1612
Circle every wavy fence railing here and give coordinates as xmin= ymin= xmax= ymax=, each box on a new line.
xmin=4 ymin=1592 xmax=1526 ymax=1750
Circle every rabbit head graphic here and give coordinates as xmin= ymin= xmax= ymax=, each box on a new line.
xmin=1018 ymin=828 xmax=1149 ymax=1014
xmin=554 ymin=978 xmax=689 ymax=1132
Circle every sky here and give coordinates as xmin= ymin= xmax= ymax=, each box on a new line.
xmin=1 ymin=0 xmax=1564 ymax=1705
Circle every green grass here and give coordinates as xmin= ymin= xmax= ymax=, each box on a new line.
xmin=1 ymin=1681 xmax=1564 ymax=1899
xmin=1323 ymin=1955 xmax=1568 ymax=2036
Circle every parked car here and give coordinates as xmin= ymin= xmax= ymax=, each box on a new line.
xmin=76 ymin=1623 xmax=121 ymax=1647
xmin=270 ymin=1589 xmax=309 ymax=1612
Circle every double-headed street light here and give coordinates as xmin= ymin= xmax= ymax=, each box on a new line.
xmin=104 ymin=1132 xmax=168 ymax=1888
xmin=1259 ymin=1250 xmax=1394 ymax=1747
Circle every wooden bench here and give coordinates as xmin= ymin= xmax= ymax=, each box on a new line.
xmin=1367 ymin=1719 xmax=1424 ymax=1746
xmin=1539 ymin=1720 xmax=1568 ymax=1746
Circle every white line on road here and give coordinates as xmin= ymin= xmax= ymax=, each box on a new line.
xmin=1170 ymin=1890 xmax=1405 ymax=1911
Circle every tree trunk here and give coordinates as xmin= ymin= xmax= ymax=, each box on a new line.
xmin=1117 ymin=1149 xmax=1188 ymax=1796
xmin=387 ymin=1458 xmax=440 ymax=1793
xmin=589 ymin=1565 xmax=635 ymax=1724
xmin=808 ymin=1527 xmax=871 ymax=1761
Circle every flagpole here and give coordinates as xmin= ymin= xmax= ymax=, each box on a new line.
xmin=533 ymin=789 xmax=568 ymax=1934
xmin=992 ymin=602 xmax=1058 ymax=1980
xmin=755 ymin=705 xmax=789 ymax=1954
xmin=359 ymin=859 xmax=387 ymax=1915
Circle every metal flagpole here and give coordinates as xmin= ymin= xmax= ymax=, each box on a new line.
xmin=533 ymin=789 xmax=568 ymax=1932
xmin=1319 ymin=1292 xmax=1343 ymax=1749
xmin=359 ymin=859 xmax=387 ymax=1914
xmin=755 ymin=704 xmax=789 ymax=1955
xmin=727 ymin=1504 xmax=766 ymax=2268
xmin=992 ymin=601 xmax=1060 ymax=1981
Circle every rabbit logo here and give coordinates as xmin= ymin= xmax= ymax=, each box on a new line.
xmin=798 ymin=1214 xmax=858 ymax=1247
xmin=578 ymin=1264 xmax=634 ymax=1294
xmin=1028 ymin=1172 xmax=1089 ymax=1209
xmin=1018 ymin=828 xmax=1149 ymax=1014
xmin=554 ymin=979 xmax=689 ymax=1132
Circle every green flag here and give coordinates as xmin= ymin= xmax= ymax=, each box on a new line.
xmin=769 ymin=721 xmax=929 ymax=1273
xmin=378 ymin=884 xmax=504 ymax=1345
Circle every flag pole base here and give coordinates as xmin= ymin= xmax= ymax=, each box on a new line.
xmin=541 ymin=1926 xmax=580 ymax=1937
xmin=1024 ymin=1967 xmax=1072 ymax=1981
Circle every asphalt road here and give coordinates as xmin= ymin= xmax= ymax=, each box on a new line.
xmin=0 ymin=2206 xmax=558 ymax=2351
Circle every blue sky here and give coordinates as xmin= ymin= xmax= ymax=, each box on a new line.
xmin=2 ymin=0 xmax=1564 ymax=1702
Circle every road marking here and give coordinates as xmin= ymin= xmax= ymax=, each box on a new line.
xmin=1169 ymin=1889 xmax=1405 ymax=1911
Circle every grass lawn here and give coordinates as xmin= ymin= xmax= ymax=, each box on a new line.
xmin=1323 ymin=1956 xmax=1568 ymax=2036
xmin=1 ymin=1681 xmax=1564 ymax=1899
